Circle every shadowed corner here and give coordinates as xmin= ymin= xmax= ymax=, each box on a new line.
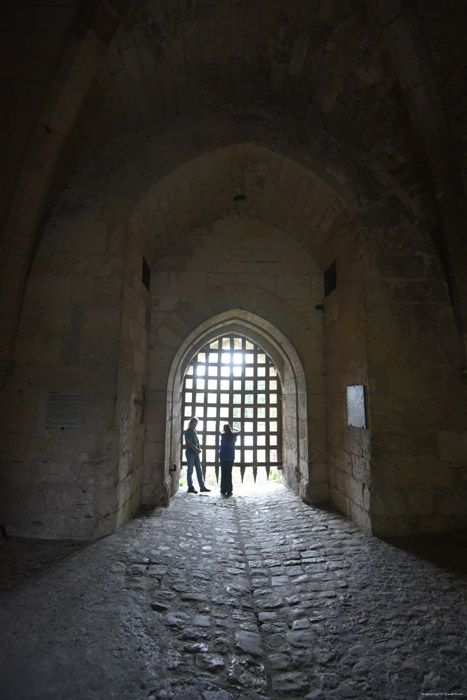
xmin=382 ymin=530 xmax=467 ymax=577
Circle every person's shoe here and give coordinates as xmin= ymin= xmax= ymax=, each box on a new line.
xmin=187 ymin=486 xmax=198 ymax=493
xmin=200 ymin=487 xmax=211 ymax=492
xmin=226 ymin=493 xmax=232 ymax=497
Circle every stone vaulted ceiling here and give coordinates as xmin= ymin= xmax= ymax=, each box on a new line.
xmin=61 ymin=0 xmax=417 ymax=198
xmin=1 ymin=0 xmax=467 ymax=366
xmin=1 ymin=0 xmax=466 ymax=233
xmin=52 ymin=0 xmax=467 ymax=234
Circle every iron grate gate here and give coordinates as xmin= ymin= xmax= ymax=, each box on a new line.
xmin=181 ymin=334 xmax=282 ymax=481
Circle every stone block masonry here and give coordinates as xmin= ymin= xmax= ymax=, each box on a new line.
xmin=0 ymin=484 xmax=465 ymax=699
xmin=1 ymin=187 xmax=156 ymax=537
xmin=144 ymin=216 xmax=327 ymax=508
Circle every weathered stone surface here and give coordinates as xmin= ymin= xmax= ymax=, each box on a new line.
xmin=292 ymin=617 xmax=311 ymax=630
xmin=0 ymin=483 xmax=466 ymax=700
xmin=234 ymin=631 xmax=263 ymax=657
xmin=183 ymin=642 xmax=209 ymax=653
xmin=202 ymin=692 xmax=232 ymax=700
xmin=151 ymin=601 xmax=169 ymax=612
xmin=197 ymin=653 xmax=225 ymax=671
xmin=287 ymin=628 xmax=316 ymax=647
xmin=2 ymin=0 xmax=467 ymax=573
xmin=272 ymin=671 xmax=310 ymax=693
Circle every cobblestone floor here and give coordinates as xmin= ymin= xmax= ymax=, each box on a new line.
xmin=1 ymin=482 xmax=466 ymax=700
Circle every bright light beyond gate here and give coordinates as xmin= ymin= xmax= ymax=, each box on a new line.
xmin=181 ymin=335 xmax=282 ymax=482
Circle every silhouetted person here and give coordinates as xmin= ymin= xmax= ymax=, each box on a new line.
xmin=184 ymin=417 xmax=210 ymax=494
xmin=219 ymin=423 xmax=241 ymax=497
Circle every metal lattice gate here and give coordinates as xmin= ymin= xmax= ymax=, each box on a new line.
xmin=181 ymin=335 xmax=282 ymax=482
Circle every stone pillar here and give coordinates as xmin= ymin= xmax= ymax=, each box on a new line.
xmin=0 ymin=0 xmax=131 ymax=371
xmin=325 ymin=228 xmax=371 ymax=532
xmin=374 ymin=0 xmax=467 ymax=370
xmin=365 ymin=222 xmax=467 ymax=535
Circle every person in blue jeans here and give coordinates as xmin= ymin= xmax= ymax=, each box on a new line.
xmin=185 ymin=417 xmax=210 ymax=494
xmin=219 ymin=424 xmax=241 ymax=497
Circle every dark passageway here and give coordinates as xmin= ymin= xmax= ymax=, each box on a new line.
xmin=1 ymin=4 xmax=467 ymax=697
xmin=1 ymin=484 xmax=466 ymax=700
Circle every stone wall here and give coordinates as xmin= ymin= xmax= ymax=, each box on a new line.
xmin=325 ymin=228 xmax=371 ymax=532
xmin=3 ymin=200 xmax=466 ymax=540
xmin=0 ymin=210 xmax=127 ymax=539
xmin=142 ymin=216 xmax=326 ymax=506
xmin=115 ymin=225 xmax=150 ymax=528
xmin=365 ymin=225 xmax=467 ymax=535
xmin=326 ymin=217 xmax=467 ymax=537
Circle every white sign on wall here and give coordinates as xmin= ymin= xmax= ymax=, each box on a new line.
xmin=346 ymin=385 xmax=367 ymax=429
xmin=46 ymin=392 xmax=82 ymax=430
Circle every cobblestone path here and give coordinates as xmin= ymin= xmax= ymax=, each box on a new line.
xmin=1 ymin=483 xmax=466 ymax=700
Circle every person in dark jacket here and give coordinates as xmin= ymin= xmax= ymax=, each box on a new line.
xmin=219 ymin=423 xmax=241 ymax=497
xmin=185 ymin=417 xmax=211 ymax=494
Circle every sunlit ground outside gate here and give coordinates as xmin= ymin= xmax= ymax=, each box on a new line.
xmin=180 ymin=465 xmax=283 ymax=495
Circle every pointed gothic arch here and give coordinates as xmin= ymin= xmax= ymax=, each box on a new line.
xmin=154 ymin=310 xmax=314 ymax=507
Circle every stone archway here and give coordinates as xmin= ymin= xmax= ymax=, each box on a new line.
xmin=144 ymin=309 xmax=313 ymax=508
